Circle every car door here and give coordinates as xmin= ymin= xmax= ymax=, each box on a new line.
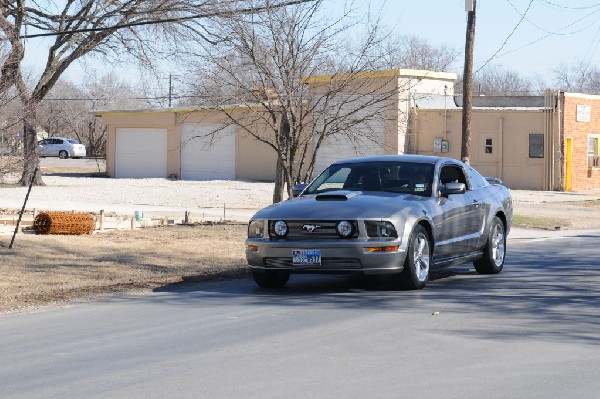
xmin=432 ymin=163 xmax=481 ymax=259
xmin=38 ymin=139 xmax=51 ymax=156
xmin=49 ymin=138 xmax=64 ymax=156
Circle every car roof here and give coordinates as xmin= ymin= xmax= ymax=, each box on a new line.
xmin=43 ymin=137 xmax=76 ymax=141
xmin=331 ymin=154 xmax=461 ymax=166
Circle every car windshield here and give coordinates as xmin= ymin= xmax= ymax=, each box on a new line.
xmin=67 ymin=139 xmax=80 ymax=144
xmin=305 ymin=161 xmax=435 ymax=197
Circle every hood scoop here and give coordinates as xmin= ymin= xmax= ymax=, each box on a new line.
xmin=315 ymin=191 xmax=360 ymax=201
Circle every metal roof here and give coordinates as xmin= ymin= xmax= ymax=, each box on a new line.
xmin=412 ymin=94 xmax=547 ymax=111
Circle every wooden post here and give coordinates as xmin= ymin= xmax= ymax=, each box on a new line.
xmin=99 ymin=209 xmax=105 ymax=231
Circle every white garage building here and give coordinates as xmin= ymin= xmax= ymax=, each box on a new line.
xmin=95 ymin=69 xmax=457 ymax=181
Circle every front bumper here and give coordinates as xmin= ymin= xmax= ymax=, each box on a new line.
xmin=245 ymin=239 xmax=407 ymax=275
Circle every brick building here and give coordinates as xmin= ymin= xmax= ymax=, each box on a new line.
xmin=561 ymin=93 xmax=600 ymax=191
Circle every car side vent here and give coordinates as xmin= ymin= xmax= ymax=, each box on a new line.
xmin=315 ymin=191 xmax=359 ymax=201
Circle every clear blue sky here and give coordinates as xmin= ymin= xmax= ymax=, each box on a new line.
xmin=346 ymin=0 xmax=600 ymax=83
xmin=25 ymin=0 xmax=600 ymax=88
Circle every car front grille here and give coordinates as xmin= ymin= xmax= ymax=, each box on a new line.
xmin=269 ymin=220 xmax=358 ymax=240
xmin=264 ymin=257 xmax=362 ymax=269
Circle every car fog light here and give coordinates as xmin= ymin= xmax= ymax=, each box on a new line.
xmin=273 ymin=220 xmax=288 ymax=237
xmin=336 ymin=220 xmax=354 ymax=238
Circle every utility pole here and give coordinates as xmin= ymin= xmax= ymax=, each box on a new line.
xmin=462 ymin=0 xmax=476 ymax=164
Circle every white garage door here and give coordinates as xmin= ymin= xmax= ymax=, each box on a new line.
xmin=313 ymin=97 xmax=385 ymax=176
xmin=180 ymin=124 xmax=236 ymax=180
xmin=115 ymin=128 xmax=167 ymax=178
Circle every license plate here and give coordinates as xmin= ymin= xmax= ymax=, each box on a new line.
xmin=292 ymin=250 xmax=321 ymax=266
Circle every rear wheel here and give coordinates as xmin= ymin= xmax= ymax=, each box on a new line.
xmin=400 ymin=225 xmax=431 ymax=290
xmin=59 ymin=150 xmax=69 ymax=159
xmin=474 ymin=216 xmax=505 ymax=274
xmin=251 ymin=270 xmax=290 ymax=288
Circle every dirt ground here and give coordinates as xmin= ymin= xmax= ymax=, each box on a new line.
xmin=0 ymin=224 xmax=249 ymax=315
xmin=1 ymin=195 xmax=600 ymax=316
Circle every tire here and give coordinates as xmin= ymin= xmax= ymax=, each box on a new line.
xmin=474 ymin=216 xmax=506 ymax=274
xmin=251 ymin=270 xmax=290 ymax=288
xmin=59 ymin=150 xmax=69 ymax=159
xmin=400 ymin=224 xmax=431 ymax=290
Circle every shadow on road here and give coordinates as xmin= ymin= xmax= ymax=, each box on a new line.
xmin=149 ymin=237 xmax=600 ymax=345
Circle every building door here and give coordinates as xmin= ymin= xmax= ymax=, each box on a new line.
xmin=565 ymin=137 xmax=573 ymax=191
xmin=115 ymin=128 xmax=167 ymax=178
xmin=180 ymin=124 xmax=236 ymax=180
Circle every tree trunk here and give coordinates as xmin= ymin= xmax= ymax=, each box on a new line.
xmin=19 ymin=106 xmax=44 ymax=186
xmin=272 ymin=112 xmax=291 ymax=203
xmin=272 ymin=154 xmax=284 ymax=203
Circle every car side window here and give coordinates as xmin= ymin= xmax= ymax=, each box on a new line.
xmin=52 ymin=139 xmax=63 ymax=144
xmin=467 ymin=166 xmax=489 ymax=188
xmin=439 ymin=164 xmax=469 ymax=189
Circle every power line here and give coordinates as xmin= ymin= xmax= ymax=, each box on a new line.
xmin=474 ymin=0 xmax=535 ymax=75
xmin=483 ymin=7 xmax=600 ymax=62
xmin=18 ymin=0 xmax=317 ymax=39
xmin=534 ymin=0 xmax=600 ymax=10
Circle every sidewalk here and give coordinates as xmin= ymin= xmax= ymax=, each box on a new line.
xmin=509 ymin=227 xmax=600 ymax=240
xmin=510 ymin=189 xmax=600 ymax=203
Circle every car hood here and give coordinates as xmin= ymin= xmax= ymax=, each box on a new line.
xmin=252 ymin=190 xmax=427 ymax=220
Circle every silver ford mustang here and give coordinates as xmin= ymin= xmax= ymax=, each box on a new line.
xmin=246 ymin=155 xmax=512 ymax=290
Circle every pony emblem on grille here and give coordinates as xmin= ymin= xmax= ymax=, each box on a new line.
xmin=302 ymin=224 xmax=322 ymax=233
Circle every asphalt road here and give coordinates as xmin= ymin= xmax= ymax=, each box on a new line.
xmin=1 ymin=233 xmax=599 ymax=399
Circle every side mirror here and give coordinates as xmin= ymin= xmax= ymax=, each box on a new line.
xmin=292 ymin=183 xmax=308 ymax=197
xmin=440 ymin=182 xmax=466 ymax=196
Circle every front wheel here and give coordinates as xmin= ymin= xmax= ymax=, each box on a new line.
xmin=474 ymin=216 xmax=506 ymax=274
xmin=251 ymin=270 xmax=290 ymax=288
xmin=400 ymin=225 xmax=431 ymax=290
xmin=59 ymin=150 xmax=69 ymax=159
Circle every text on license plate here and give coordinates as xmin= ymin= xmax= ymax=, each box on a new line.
xmin=292 ymin=250 xmax=321 ymax=266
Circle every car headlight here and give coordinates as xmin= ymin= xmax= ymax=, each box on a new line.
xmin=336 ymin=220 xmax=354 ymax=238
xmin=273 ymin=220 xmax=288 ymax=238
xmin=248 ymin=220 xmax=265 ymax=238
xmin=365 ymin=221 xmax=397 ymax=238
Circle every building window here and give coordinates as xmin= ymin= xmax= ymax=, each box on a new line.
xmin=484 ymin=138 xmax=493 ymax=154
xmin=589 ymin=135 xmax=600 ymax=168
xmin=529 ymin=133 xmax=544 ymax=158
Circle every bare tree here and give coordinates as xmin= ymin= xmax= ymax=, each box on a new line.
xmin=185 ymin=0 xmax=406 ymax=202
xmin=470 ymin=65 xmax=533 ymax=95
xmin=0 ymin=0 xmax=311 ymax=185
xmin=372 ymin=35 xmax=459 ymax=72
xmin=36 ymin=74 xmax=150 ymax=157
xmin=553 ymin=61 xmax=600 ymax=94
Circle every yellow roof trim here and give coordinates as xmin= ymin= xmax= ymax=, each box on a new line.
xmin=93 ymin=103 xmax=270 ymax=117
xmin=304 ymin=69 xmax=457 ymax=85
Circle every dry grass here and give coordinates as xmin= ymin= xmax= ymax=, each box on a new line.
xmin=512 ymin=214 xmax=571 ymax=230
xmin=0 ymin=223 xmax=248 ymax=314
